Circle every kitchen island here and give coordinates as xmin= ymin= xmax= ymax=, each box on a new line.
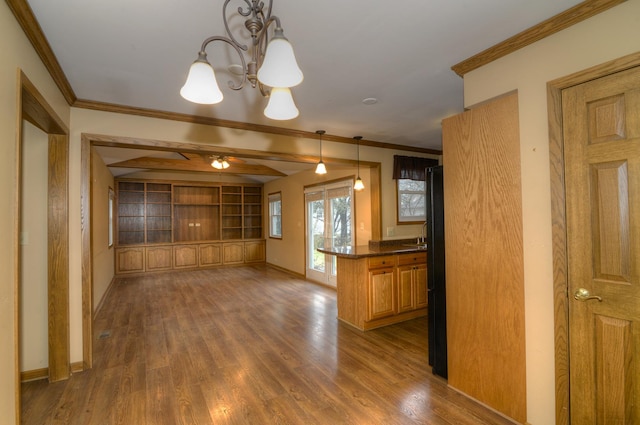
xmin=318 ymin=242 xmax=427 ymax=331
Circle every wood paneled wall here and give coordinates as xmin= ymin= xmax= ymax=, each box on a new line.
xmin=442 ymin=92 xmax=526 ymax=423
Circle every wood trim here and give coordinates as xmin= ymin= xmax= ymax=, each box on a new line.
xmin=20 ymin=72 xmax=68 ymax=135
xmin=93 ymin=277 xmax=116 ymax=320
xmin=81 ymin=134 xmax=93 ymax=370
xmin=452 ymin=0 xmax=626 ymax=77
xmin=86 ymin=132 xmax=383 ymax=167
xmin=6 ymin=0 xmax=441 ymax=156
xmin=265 ymin=263 xmax=306 ymax=280
xmin=6 ymin=0 xmax=76 ymax=105
xmin=547 ymin=51 xmax=640 ymax=425
xmin=70 ymin=362 xmax=84 ymax=374
xmin=14 ymin=69 xmax=24 ymax=425
xmin=16 ymin=72 xmax=71 ymax=424
xmin=47 ymin=133 xmax=70 ymax=382
xmin=20 ymin=368 xmax=48 ymax=383
xmin=370 ymin=163 xmax=382 ymax=240
xmin=74 ymin=100 xmax=442 ymax=155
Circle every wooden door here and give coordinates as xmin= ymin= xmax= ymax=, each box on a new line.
xmin=563 ymin=66 xmax=640 ymax=423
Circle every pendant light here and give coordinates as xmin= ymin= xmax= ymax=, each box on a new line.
xmin=353 ymin=136 xmax=364 ymax=191
xmin=315 ymin=130 xmax=327 ymax=175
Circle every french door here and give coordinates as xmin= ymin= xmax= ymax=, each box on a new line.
xmin=305 ymin=181 xmax=354 ymax=286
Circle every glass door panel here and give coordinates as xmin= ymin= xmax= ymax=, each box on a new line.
xmin=305 ymin=182 xmax=354 ymax=287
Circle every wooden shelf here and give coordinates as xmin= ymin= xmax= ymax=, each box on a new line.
xmin=116 ymin=180 xmax=263 ymax=249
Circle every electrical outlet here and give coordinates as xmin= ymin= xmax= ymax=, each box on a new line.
xmin=386 ymin=226 xmax=395 ymax=237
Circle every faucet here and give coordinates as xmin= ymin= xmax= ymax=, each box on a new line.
xmin=420 ymin=221 xmax=428 ymax=244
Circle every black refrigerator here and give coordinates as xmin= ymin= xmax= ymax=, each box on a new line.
xmin=426 ymin=165 xmax=447 ymax=378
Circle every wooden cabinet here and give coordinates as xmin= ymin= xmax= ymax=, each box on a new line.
xmin=244 ymin=240 xmax=265 ymax=263
xmin=397 ymin=253 xmax=428 ymax=313
xmin=173 ymin=185 xmax=220 ymax=242
xmin=199 ymin=243 xmax=222 ymax=267
xmin=223 ymin=242 xmax=244 ymax=264
xmin=116 ymin=247 xmax=145 ymax=274
xmin=336 ymin=252 xmax=427 ymax=330
xmin=173 ymin=245 xmax=198 ymax=268
xmin=146 ymin=246 xmax=172 ymax=271
xmin=368 ymin=267 xmax=396 ymax=320
xmin=114 ymin=179 xmax=265 ymax=275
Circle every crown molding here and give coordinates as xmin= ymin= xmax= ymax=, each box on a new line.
xmin=6 ymin=0 xmax=77 ymax=104
xmin=8 ymin=0 xmax=441 ymax=154
xmin=74 ymin=99 xmax=442 ymax=155
xmin=451 ymin=0 xmax=626 ymax=77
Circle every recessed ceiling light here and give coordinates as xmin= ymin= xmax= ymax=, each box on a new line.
xmin=362 ymin=97 xmax=378 ymax=105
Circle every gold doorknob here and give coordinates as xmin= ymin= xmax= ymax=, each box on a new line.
xmin=573 ymin=288 xmax=602 ymax=302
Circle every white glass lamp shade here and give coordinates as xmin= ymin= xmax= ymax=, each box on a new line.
xmin=212 ymin=157 xmax=230 ymax=169
xmin=315 ymin=161 xmax=327 ymax=175
xmin=264 ymin=87 xmax=299 ymax=120
xmin=354 ymin=176 xmax=365 ymax=191
xmin=180 ymin=54 xmax=223 ymax=104
xmin=257 ymin=28 xmax=303 ymax=88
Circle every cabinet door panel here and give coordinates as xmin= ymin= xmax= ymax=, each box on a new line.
xmin=244 ymin=241 xmax=265 ymax=263
xmin=368 ymin=269 xmax=395 ymax=320
xmin=116 ymin=248 xmax=145 ymax=273
xmin=397 ymin=266 xmax=415 ymax=313
xmin=223 ymin=243 xmax=244 ymax=264
xmin=146 ymin=246 xmax=172 ymax=271
xmin=415 ymin=264 xmax=428 ymax=308
xmin=173 ymin=245 xmax=198 ymax=268
xmin=199 ymin=244 xmax=222 ymax=266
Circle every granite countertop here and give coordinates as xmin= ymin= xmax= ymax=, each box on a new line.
xmin=317 ymin=238 xmax=427 ymax=259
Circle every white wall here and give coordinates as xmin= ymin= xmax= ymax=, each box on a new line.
xmin=19 ymin=121 xmax=49 ymax=373
xmin=461 ymin=1 xmax=640 ymax=423
xmin=264 ymin=165 xmax=372 ymax=275
xmin=90 ymin=149 xmax=115 ymax=313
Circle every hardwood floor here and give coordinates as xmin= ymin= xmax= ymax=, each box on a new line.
xmin=21 ymin=265 xmax=515 ymax=424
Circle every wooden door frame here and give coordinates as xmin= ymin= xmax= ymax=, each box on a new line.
xmin=14 ymin=70 xmax=70 ymax=422
xmin=547 ymin=51 xmax=640 ymax=425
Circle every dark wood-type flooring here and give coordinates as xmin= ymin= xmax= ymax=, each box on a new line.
xmin=21 ymin=265 xmax=515 ymax=424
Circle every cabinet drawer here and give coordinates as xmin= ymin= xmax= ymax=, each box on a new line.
xmin=368 ymin=255 xmax=395 ymax=269
xmin=397 ymin=252 xmax=427 ymax=266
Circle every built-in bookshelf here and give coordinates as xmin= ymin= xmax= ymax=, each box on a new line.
xmin=115 ymin=180 xmax=262 ymax=246
xmin=243 ymin=186 xmax=262 ymax=239
xmin=117 ymin=181 xmax=145 ymax=245
xmin=115 ymin=180 xmax=265 ymax=274
xmin=146 ymin=183 xmax=172 ymax=244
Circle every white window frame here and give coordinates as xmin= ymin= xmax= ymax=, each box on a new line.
xmin=397 ymin=178 xmax=426 ymax=224
xmin=268 ymin=192 xmax=282 ymax=239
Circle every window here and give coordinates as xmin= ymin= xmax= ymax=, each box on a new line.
xmin=108 ymin=187 xmax=115 ymax=247
xmin=397 ymin=179 xmax=426 ymax=223
xmin=268 ymin=192 xmax=282 ymax=238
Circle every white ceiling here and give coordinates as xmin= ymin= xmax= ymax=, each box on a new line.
xmin=26 ymin=0 xmax=583 ymax=179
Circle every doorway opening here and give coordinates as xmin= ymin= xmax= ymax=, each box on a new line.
xmin=15 ymin=71 xmax=70 ymax=423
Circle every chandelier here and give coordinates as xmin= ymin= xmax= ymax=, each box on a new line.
xmin=180 ymin=0 xmax=303 ymax=120
xmin=211 ymin=156 xmax=230 ymax=169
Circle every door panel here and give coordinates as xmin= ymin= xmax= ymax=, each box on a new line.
xmin=563 ymin=66 xmax=640 ymax=423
